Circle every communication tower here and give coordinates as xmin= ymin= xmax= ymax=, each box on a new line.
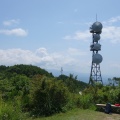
xmin=60 ymin=67 xmax=63 ymax=75
xmin=89 ymin=21 xmax=103 ymax=85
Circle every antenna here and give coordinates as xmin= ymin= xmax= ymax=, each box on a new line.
xmin=61 ymin=67 xmax=63 ymax=75
xmin=96 ymin=14 xmax=97 ymax=22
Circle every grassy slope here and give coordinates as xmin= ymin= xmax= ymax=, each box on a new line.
xmin=27 ymin=109 xmax=120 ymax=120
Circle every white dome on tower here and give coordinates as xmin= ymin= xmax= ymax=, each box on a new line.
xmin=92 ymin=53 xmax=103 ymax=64
xmin=90 ymin=43 xmax=101 ymax=51
xmin=93 ymin=34 xmax=100 ymax=42
xmin=91 ymin=22 xmax=103 ymax=33
xmin=93 ymin=43 xmax=101 ymax=51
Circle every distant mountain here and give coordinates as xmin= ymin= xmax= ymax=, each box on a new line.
xmin=0 ymin=64 xmax=54 ymax=78
xmin=46 ymin=68 xmax=89 ymax=83
xmin=46 ymin=68 xmax=111 ymax=85
xmin=0 ymin=64 xmax=110 ymax=85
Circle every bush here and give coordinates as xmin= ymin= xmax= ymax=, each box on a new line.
xmin=0 ymin=100 xmax=25 ymax=120
xmin=62 ymin=93 xmax=80 ymax=112
xmin=30 ymin=76 xmax=70 ymax=116
xmin=79 ymin=94 xmax=94 ymax=109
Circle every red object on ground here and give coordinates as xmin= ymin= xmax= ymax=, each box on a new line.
xmin=115 ymin=104 xmax=120 ymax=106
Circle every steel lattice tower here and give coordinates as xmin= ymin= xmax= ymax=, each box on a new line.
xmin=89 ymin=21 xmax=103 ymax=85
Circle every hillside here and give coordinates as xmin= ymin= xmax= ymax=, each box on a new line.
xmin=0 ymin=64 xmax=54 ymax=78
xmin=57 ymin=74 xmax=88 ymax=93
xmin=0 ymin=64 xmax=88 ymax=92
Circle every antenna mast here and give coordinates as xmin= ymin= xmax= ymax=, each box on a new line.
xmin=61 ymin=67 xmax=63 ymax=75
xmin=89 ymin=19 xmax=103 ymax=85
xmin=96 ymin=14 xmax=97 ymax=21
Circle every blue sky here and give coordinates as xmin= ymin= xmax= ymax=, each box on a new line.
xmin=0 ymin=0 xmax=120 ymax=82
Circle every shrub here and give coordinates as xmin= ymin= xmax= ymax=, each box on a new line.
xmin=79 ymin=94 xmax=94 ymax=109
xmin=0 ymin=100 xmax=25 ymax=120
xmin=30 ymin=76 xmax=70 ymax=116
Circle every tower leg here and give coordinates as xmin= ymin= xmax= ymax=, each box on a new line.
xmin=89 ymin=62 xmax=103 ymax=85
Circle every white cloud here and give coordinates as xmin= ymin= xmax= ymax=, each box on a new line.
xmin=1 ymin=47 xmax=118 ymax=75
xmin=35 ymin=48 xmax=48 ymax=56
xmin=1 ymin=19 xmax=28 ymax=37
xmin=0 ymin=48 xmax=89 ymax=72
xmin=102 ymin=26 xmax=120 ymax=43
xmin=0 ymin=49 xmax=36 ymax=65
xmin=68 ymin=48 xmax=87 ymax=56
xmin=64 ymin=16 xmax=120 ymax=43
xmin=103 ymin=16 xmax=120 ymax=25
xmin=0 ymin=48 xmax=53 ymax=66
xmin=3 ymin=19 xmax=20 ymax=26
xmin=0 ymin=28 xmax=28 ymax=37
xmin=108 ymin=16 xmax=120 ymax=23
xmin=64 ymin=30 xmax=90 ymax=41
xmin=100 ymin=16 xmax=120 ymax=43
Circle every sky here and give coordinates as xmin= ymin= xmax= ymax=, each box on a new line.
xmin=0 ymin=0 xmax=120 ymax=83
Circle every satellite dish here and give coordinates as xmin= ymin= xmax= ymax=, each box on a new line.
xmin=92 ymin=22 xmax=103 ymax=33
xmin=93 ymin=34 xmax=100 ymax=42
xmin=93 ymin=43 xmax=101 ymax=51
xmin=92 ymin=53 xmax=103 ymax=64
xmin=90 ymin=43 xmax=101 ymax=51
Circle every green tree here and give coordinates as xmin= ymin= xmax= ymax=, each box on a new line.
xmin=30 ymin=75 xmax=69 ymax=116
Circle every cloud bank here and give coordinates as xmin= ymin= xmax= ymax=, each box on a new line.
xmin=0 ymin=28 xmax=28 ymax=36
xmin=0 ymin=48 xmax=88 ymax=72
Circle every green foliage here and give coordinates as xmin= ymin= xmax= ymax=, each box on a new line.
xmin=0 ymin=64 xmax=90 ymax=118
xmin=30 ymin=75 xmax=70 ymax=116
xmin=112 ymin=77 xmax=120 ymax=86
xmin=83 ymin=84 xmax=120 ymax=106
xmin=57 ymin=74 xmax=88 ymax=93
xmin=62 ymin=93 xmax=80 ymax=111
xmin=0 ymin=74 xmax=30 ymax=101
xmin=0 ymin=64 xmax=53 ymax=78
xmin=79 ymin=94 xmax=94 ymax=109
xmin=1 ymin=64 xmax=120 ymax=118
xmin=0 ymin=100 xmax=26 ymax=120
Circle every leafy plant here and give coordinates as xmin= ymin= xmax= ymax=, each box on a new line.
xmin=0 ymin=100 xmax=25 ymax=120
xmin=30 ymin=76 xmax=70 ymax=116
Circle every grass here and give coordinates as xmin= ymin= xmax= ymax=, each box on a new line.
xmin=27 ymin=108 xmax=120 ymax=120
